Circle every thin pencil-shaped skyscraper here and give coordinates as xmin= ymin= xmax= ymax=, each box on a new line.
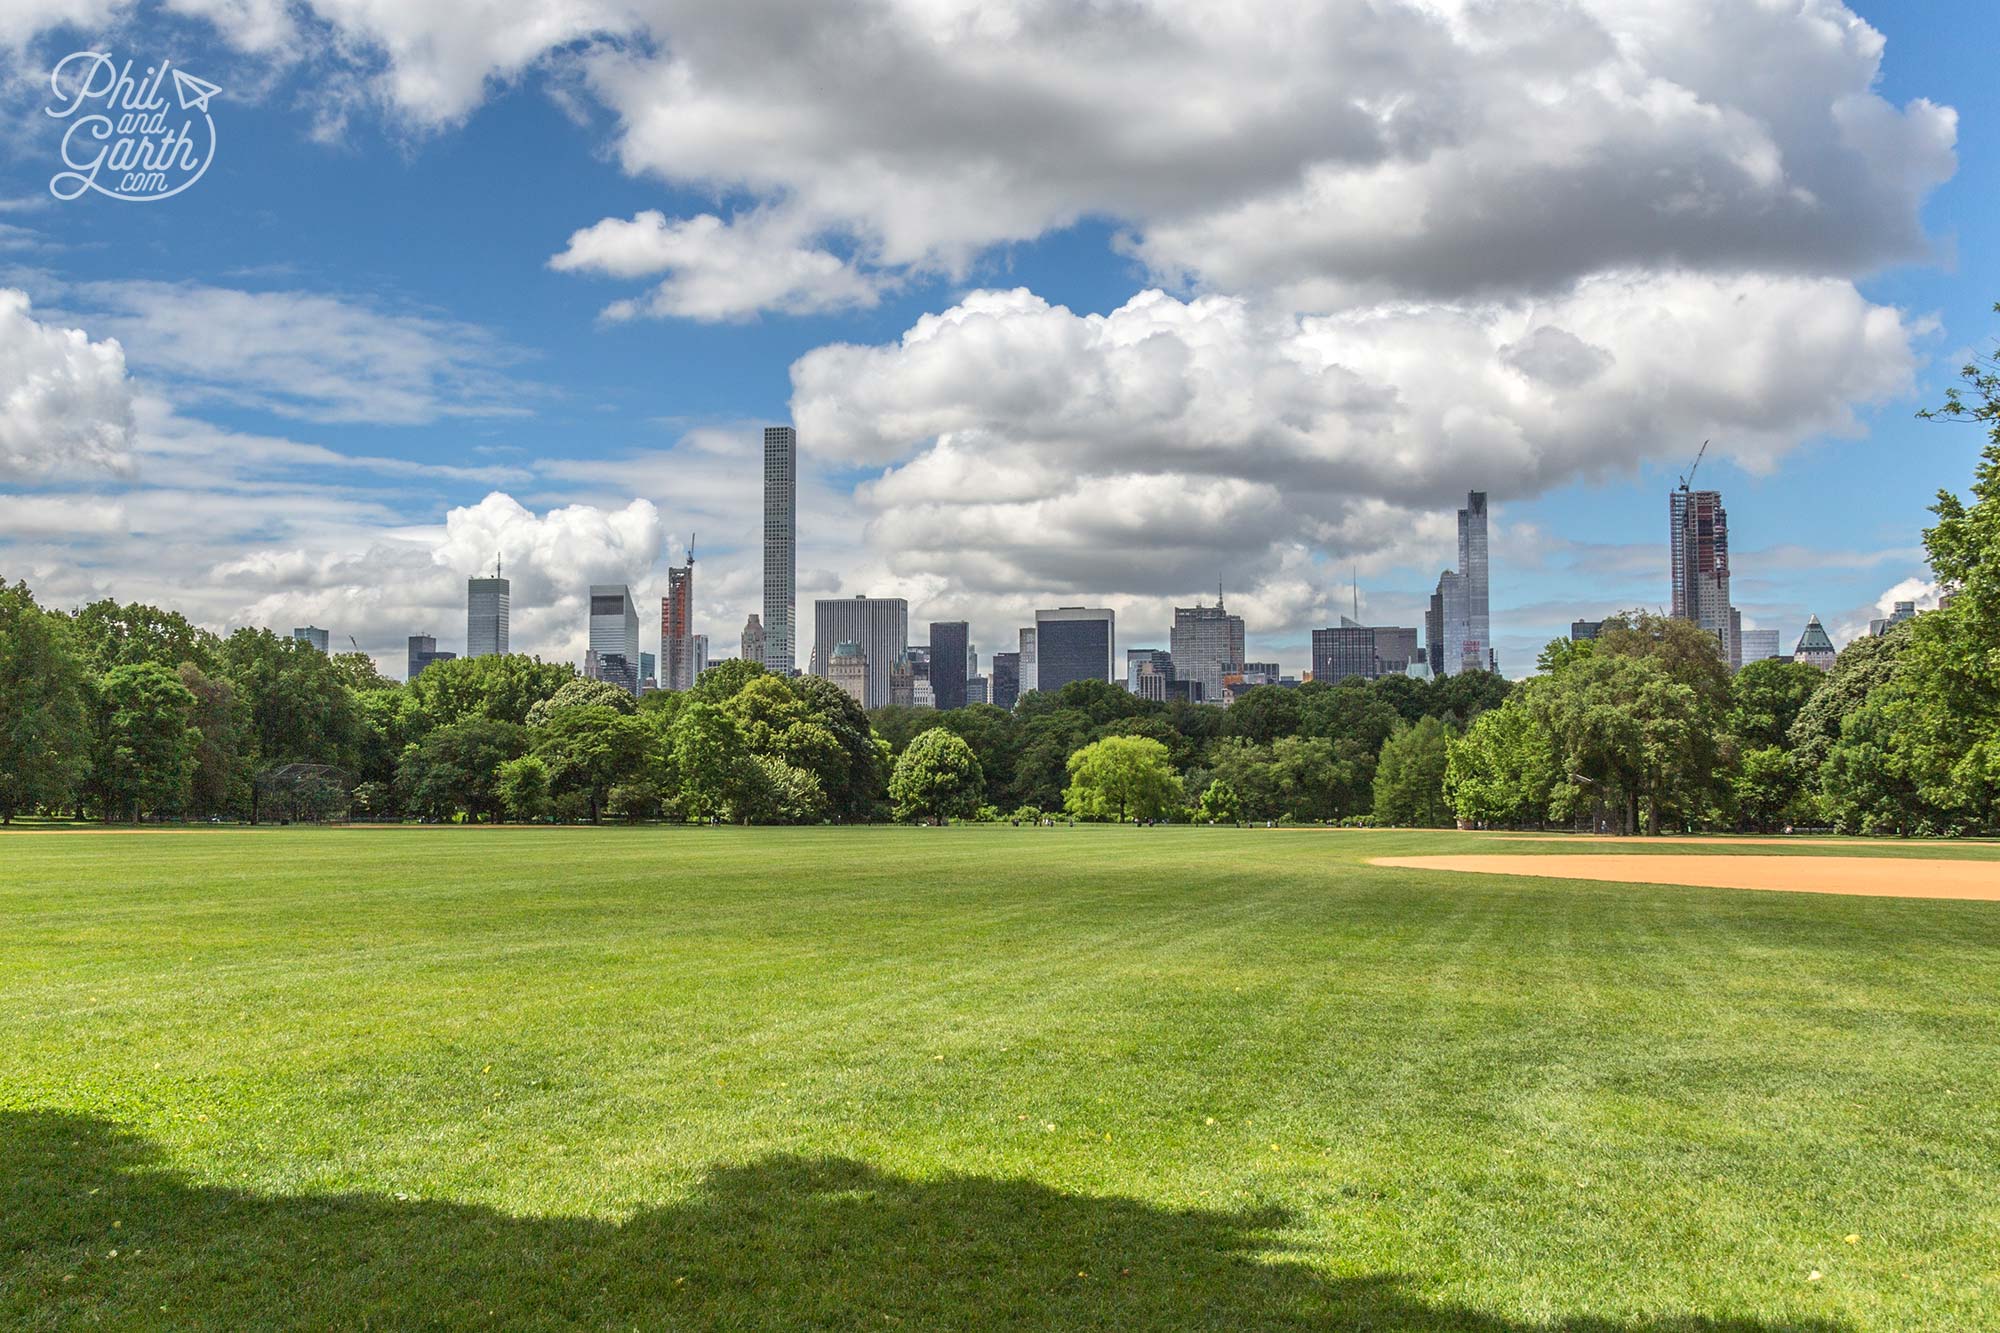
xmin=763 ymin=426 xmax=796 ymax=674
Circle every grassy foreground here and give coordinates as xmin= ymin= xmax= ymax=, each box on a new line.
xmin=1 ymin=826 xmax=1996 ymax=1331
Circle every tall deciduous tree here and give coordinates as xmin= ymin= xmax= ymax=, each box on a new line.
xmin=1373 ymin=716 xmax=1454 ymax=827
xmin=397 ymin=719 xmax=529 ymax=822
xmin=177 ymin=662 xmax=251 ymax=818
xmin=890 ymin=728 xmax=985 ymax=823
xmin=90 ymin=661 xmax=199 ymax=821
xmin=1063 ymin=735 xmax=1180 ymax=823
xmin=406 ymin=654 xmax=577 ymax=733
xmin=0 ymin=581 xmax=88 ymax=822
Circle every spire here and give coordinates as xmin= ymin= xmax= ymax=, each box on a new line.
xmin=688 ymin=532 xmax=696 ymax=566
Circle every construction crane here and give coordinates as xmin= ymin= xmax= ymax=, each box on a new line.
xmin=1678 ymin=439 xmax=1710 ymax=493
xmin=348 ymin=635 xmax=361 ymax=652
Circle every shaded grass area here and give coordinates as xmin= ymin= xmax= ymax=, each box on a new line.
xmin=2 ymin=826 xmax=1997 ymax=1330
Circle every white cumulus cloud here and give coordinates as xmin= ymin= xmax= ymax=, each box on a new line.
xmin=550 ymin=210 xmax=880 ymax=321
xmin=0 ymin=288 xmax=136 ymax=482
xmin=792 ymin=277 xmax=1919 ymax=606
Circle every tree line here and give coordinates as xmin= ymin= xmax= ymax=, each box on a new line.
xmin=5 ymin=312 xmax=1997 ymax=833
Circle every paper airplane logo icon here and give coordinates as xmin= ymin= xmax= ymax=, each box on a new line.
xmin=172 ymin=68 xmax=220 ymax=113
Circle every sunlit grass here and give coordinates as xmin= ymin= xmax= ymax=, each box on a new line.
xmin=2 ymin=826 xmax=1995 ymax=1330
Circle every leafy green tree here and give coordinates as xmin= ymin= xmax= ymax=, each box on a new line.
xmin=70 ymin=599 xmax=219 ymax=675
xmin=1845 ymin=338 xmax=2000 ymax=828
xmin=1444 ymin=694 xmax=1557 ymax=828
xmin=1728 ymin=658 xmax=1826 ymax=751
xmin=350 ymin=685 xmax=418 ymax=793
xmin=779 ymin=676 xmax=884 ymax=820
xmin=1733 ymin=746 xmax=1803 ymax=833
xmin=1372 ymin=716 xmax=1453 ymax=827
xmin=724 ymin=674 xmax=809 ymax=750
xmin=332 ymin=651 xmax=397 ymax=693
xmin=671 ymin=702 xmax=751 ymax=822
xmin=350 ymin=780 xmax=396 ymax=820
xmin=1011 ymin=708 xmax=1093 ymax=811
xmin=406 ymin=654 xmax=575 ymax=732
xmin=1789 ymin=628 xmax=1906 ymax=771
xmin=397 ymin=719 xmax=528 ymax=821
xmin=934 ymin=704 xmax=1024 ymax=807
xmin=1020 ymin=679 xmax=1151 ymax=728
xmin=687 ymin=656 xmax=766 ymax=704
xmin=177 ymin=662 xmax=251 ymax=818
xmin=606 ymin=780 xmax=665 ymax=823
xmin=524 ymin=676 xmax=638 ymax=728
xmin=1063 ymin=735 xmax=1180 ymax=822
xmin=90 ymin=661 xmax=199 ymax=821
xmin=1205 ymin=737 xmax=1281 ymax=820
xmin=1195 ymin=778 xmax=1242 ymax=824
xmin=1425 ymin=669 xmax=1513 ymax=725
xmin=218 ymin=628 xmax=363 ymax=770
xmin=0 ymin=581 xmax=88 ymax=822
xmin=495 ymin=755 xmax=552 ymax=822
xmin=1529 ymin=614 xmax=1732 ymax=834
xmin=1223 ymin=685 xmax=1306 ymax=744
xmin=890 ymin=727 xmax=985 ymax=822
xmin=536 ymin=706 xmax=660 ymax=823
xmin=1267 ymin=735 xmax=1352 ymax=822
xmin=733 ymin=755 xmax=828 ymax=825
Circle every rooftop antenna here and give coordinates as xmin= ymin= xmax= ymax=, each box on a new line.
xmin=1217 ymin=576 xmax=1224 ymax=609
xmin=493 ymin=552 xmax=502 ymax=579
xmin=1678 ymin=439 xmax=1710 ymax=493
xmin=688 ymin=532 xmax=696 ymax=565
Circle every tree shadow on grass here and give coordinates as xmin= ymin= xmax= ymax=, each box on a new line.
xmin=2 ymin=1112 xmax=1845 ymax=1332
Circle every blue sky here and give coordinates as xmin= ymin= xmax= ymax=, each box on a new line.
xmin=1 ymin=1 xmax=1995 ymax=678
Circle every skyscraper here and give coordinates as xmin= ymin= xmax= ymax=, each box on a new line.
xmin=741 ymin=613 xmax=765 ymax=667
xmin=1034 ymin=607 xmax=1115 ymax=694
xmin=467 ymin=566 xmax=510 ymax=657
xmin=1371 ymin=625 xmax=1420 ymax=676
xmin=1126 ymin=648 xmax=1173 ymax=692
xmin=763 ymin=425 xmax=797 ymax=674
xmin=1018 ymin=627 xmax=1038 ymax=697
xmin=1170 ymin=592 xmax=1245 ymax=705
xmin=1869 ymin=601 xmax=1918 ymax=637
xmin=1427 ymin=570 xmax=1468 ymax=674
xmin=991 ymin=651 xmax=1020 ymax=710
xmin=1312 ymin=620 xmax=1377 ymax=682
xmin=1740 ymin=628 xmax=1783 ymax=663
xmin=828 ymin=641 xmax=868 ymax=705
xmin=1427 ymin=491 xmax=1492 ymax=676
xmin=292 ymin=626 xmax=329 ymax=653
xmin=811 ymin=596 xmax=908 ymax=708
xmin=1670 ymin=486 xmax=1733 ymax=664
xmin=1794 ymin=616 xmax=1836 ymax=670
xmin=407 ymin=634 xmax=455 ymax=680
xmin=588 ymin=583 xmax=641 ymax=696
xmin=1458 ymin=490 xmax=1491 ymax=671
xmin=662 ymin=553 xmax=695 ymax=691
xmin=929 ymin=621 xmax=970 ymax=710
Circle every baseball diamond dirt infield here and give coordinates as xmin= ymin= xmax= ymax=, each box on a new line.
xmin=1371 ymin=854 xmax=2000 ymax=901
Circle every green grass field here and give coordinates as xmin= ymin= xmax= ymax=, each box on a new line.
xmin=2 ymin=826 xmax=1996 ymax=1331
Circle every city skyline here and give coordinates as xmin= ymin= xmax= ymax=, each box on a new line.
xmin=0 ymin=5 xmax=1989 ymax=683
xmin=263 ymin=440 xmax=1843 ymax=692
